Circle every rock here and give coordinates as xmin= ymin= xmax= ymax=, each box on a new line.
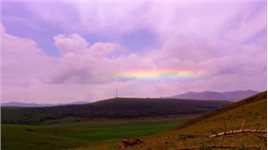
xmin=120 ymin=138 xmax=143 ymax=148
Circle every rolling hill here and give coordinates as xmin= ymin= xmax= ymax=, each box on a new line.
xmin=124 ymin=91 xmax=266 ymax=150
xmin=1 ymin=98 xmax=229 ymax=124
xmin=172 ymin=90 xmax=258 ymax=101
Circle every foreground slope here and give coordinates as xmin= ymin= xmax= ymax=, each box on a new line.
xmin=127 ymin=91 xmax=267 ymax=150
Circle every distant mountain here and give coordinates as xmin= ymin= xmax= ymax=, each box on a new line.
xmin=172 ymin=90 xmax=258 ymax=101
xmin=1 ymin=102 xmax=51 ymax=107
xmin=1 ymin=101 xmax=89 ymax=107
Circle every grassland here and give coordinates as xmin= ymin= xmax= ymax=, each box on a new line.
xmin=2 ymin=117 xmax=193 ymax=150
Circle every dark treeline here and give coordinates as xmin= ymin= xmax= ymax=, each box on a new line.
xmin=2 ymin=98 xmax=230 ymax=124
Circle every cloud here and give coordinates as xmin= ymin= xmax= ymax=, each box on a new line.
xmin=50 ymin=34 xmax=125 ymax=84
xmin=1 ymin=26 xmax=56 ymax=87
xmin=54 ymin=34 xmax=88 ymax=55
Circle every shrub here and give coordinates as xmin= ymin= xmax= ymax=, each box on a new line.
xmin=199 ymin=144 xmax=212 ymax=150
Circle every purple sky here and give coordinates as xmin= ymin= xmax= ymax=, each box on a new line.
xmin=1 ymin=0 xmax=267 ymax=104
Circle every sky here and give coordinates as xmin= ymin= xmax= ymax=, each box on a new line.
xmin=1 ymin=0 xmax=267 ymax=104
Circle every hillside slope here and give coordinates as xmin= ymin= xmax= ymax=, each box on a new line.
xmin=126 ymin=91 xmax=267 ymax=150
xmin=1 ymin=98 xmax=229 ymax=124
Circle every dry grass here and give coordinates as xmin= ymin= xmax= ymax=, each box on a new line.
xmin=123 ymin=92 xmax=267 ymax=150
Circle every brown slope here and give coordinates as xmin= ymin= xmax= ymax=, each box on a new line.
xmin=177 ymin=91 xmax=266 ymax=129
xmin=126 ymin=91 xmax=266 ymax=150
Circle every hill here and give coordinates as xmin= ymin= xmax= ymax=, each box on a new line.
xmin=125 ymin=91 xmax=266 ymax=150
xmin=1 ymin=98 xmax=229 ymax=124
xmin=172 ymin=90 xmax=258 ymax=101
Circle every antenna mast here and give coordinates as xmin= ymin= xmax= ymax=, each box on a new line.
xmin=116 ymin=88 xmax=118 ymax=98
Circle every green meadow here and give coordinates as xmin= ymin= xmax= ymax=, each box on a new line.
xmin=2 ymin=117 xmax=191 ymax=150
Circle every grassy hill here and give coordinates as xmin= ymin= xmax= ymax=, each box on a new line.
xmin=123 ymin=91 xmax=267 ymax=150
xmin=1 ymin=98 xmax=229 ymax=124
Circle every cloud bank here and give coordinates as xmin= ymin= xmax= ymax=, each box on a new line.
xmin=1 ymin=0 xmax=266 ymax=103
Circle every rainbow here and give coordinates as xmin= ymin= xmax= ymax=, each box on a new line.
xmin=114 ymin=69 xmax=203 ymax=80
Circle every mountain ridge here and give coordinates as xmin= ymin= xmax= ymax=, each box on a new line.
xmin=172 ymin=90 xmax=258 ymax=101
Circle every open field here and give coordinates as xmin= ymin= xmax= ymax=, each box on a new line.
xmin=2 ymin=116 xmax=194 ymax=150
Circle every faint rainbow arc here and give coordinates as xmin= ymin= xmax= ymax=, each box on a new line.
xmin=113 ymin=69 xmax=204 ymax=80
